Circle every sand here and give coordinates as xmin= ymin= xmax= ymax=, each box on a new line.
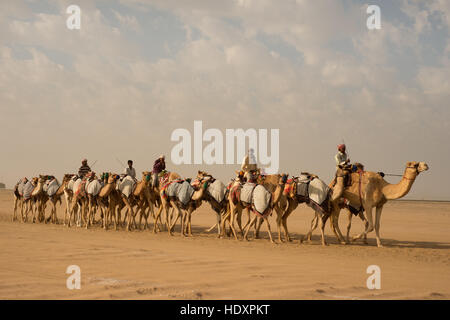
xmin=0 ymin=189 xmax=448 ymax=300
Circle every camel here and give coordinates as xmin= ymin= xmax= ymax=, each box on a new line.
xmin=117 ymin=173 xmax=157 ymax=232
xmin=224 ymin=171 xmax=287 ymax=243
xmin=13 ymin=178 xmax=28 ymax=222
xmin=152 ymin=171 xmax=182 ymax=233
xmin=97 ymin=173 xmax=122 ymax=230
xmin=63 ymin=175 xmax=78 ymax=226
xmin=242 ymin=174 xmax=286 ymax=243
xmin=158 ymin=177 xmax=208 ymax=237
xmin=42 ymin=175 xmax=74 ymax=224
xmin=133 ymin=171 xmax=157 ymax=230
xmin=84 ymin=172 xmax=104 ymax=229
xmin=20 ymin=177 xmax=38 ymax=222
xmin=67 ymin=175 xmax=92 ymax=228
xmin=277 ymin=168 xmax=352 ymax=246
xmin=196 ymin=171 xmax=229 ymax=237
xmin=30 ymin=175 xmax=49 ymax=223
xmin=331 ymin=161 xmax=429 ymax=247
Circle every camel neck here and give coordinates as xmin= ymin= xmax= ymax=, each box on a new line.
xmin=382 ymin=167 xmax=417 ymax=200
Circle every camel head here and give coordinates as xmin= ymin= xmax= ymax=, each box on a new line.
xmin=31 ymin=177 xmax=39 ymax=185
xmin=142 ymin=171 xmax=152 ymax=183
xmin=279 ymin=173 xmax=288 ymax=185
xmin=62 ymin=174 xmax=75 ymax=183
xmin=107 ymin=173 xmax=120 ymax=184
xmin=38 ymin=175 xmax=48 ymax=184
xmin=406 ymin=161 xmax=429 ymax=174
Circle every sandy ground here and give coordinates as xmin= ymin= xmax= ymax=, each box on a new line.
xmin=0 ymin=189 xmax=448 ymax=300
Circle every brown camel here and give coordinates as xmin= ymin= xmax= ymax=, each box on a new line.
xmin=13 ymin=178 xmax=28 ymax=222
xmin=43 ymin=174 xmax=75 ymax=224
xmin=278 ymin=168 xmax=352 ymax=245
xmin=196 ymin=171 xmax=229 ymax=237
xmin=331 ymin=161 xmax=429 ymax=247
xmin=67 ymin=175 xmax=90 ymax=228
xmin=152 ymin=171 xmax=182 ymax=233
xmin=242 ymin=174 xmax=286 ymax=243
xmin=159 ymin=177 xmax=207 ymax=237
xmin=30 ymin=175 xmax=49 ymax=223
xmin=119 ymin=172 xmax=157 ymax=231
xmin=224 ymin=171 xmax=287 ymax=243
xmin=20 ymin=177 xmax=38 ymax=223
xmin=97 ymin=173 xmax=121 ymax=230
xmin=133 ymin=171 xmax=158 ymax=230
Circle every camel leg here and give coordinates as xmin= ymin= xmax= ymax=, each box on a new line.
xmin=229 ymin=207 xmax=240 ymax=240
xmin=276 ymin=208 xmax=284 ymax=242
xmin=13 ymin=197 xmax=18 ymax=222
xmin=301 ymin=212 xmax=319 ymax=243
xmin=255 ymin=216 xmax=263 ymax=239
xmin=318 ymin=213 xmax=328 ymax=246
xmin=374 ymin=205 xmax=384 ymax=247
xmin=281 ymin=201 xmax=296 ymax=242
xmin=243 ymin=215 xmax=258 ymax=241
xmin=360 ymin=212 xmax=369 ymax=244
xmin=353 ymin=205 xmax=374 ymax=242
xmin=219 ymin=208 xmax=231 ymax=238
xmin=215 ymin=211 xmax=222 ymax=237
xmin=153 ymin=205 xmax=164 ymax=233
xmin=329 ymin=211 xmax=346 ymax=245
xmin=264 ymin=217 xmax=275 ymax=244
xmin=346 ymin=210 xmax=353 ymax=243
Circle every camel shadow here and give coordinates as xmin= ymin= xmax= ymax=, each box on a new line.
xmin=348 ymin=237 xmax=450 ymax=250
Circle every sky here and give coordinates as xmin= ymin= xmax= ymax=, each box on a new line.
xmin=0 ymin=0 xmax=449 ymax=200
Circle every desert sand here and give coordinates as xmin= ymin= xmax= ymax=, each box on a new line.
xmin=0 ymin=189 xmax=448 ymax=300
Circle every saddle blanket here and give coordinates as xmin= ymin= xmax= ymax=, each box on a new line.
xmin=240 ymin=182 xmax=256 ymax=204
xmin=252 ymin=184 xmax=271 ymax=215
xmin=118 ymin=175 xmax=136 ymax=198
xmin=17 ymin=180 xmax=26 ymax=196
xmin=73 ymin=179 xmax=86 ymax=197
xmin=23 ymin=181 xmax=34 ymax=200
xmin=296 ymin=174 xmax=311 ymax=197
xmin=86 ymin=179 xmax=103 ymax=196
xmin=308 ymin=178 xmax=330 ymax=205
xmin=45 ymin=179 xmax=60 ymax=197
xmin=207 ymin=180 xmax=226 ymax=203
xmin=166 ymin=180 xmax=195 ymax=205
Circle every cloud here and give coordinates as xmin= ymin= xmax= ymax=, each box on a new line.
xmin=0 ymin=0 xmax=449 ymax=199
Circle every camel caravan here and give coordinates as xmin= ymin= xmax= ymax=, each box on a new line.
xmin=11 ymin=152 xmax=429 ymax=248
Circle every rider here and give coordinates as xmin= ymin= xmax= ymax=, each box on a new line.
xmin=123 ymin=160 xmax=136 ymax=180
xmin=330 ymin=144 xmax=350 ymax=188
xmin=335 ymin=144 xmax=350 ymax=169
xmin=152 ymin=155 xmax=166 ymax=188
xmin=241 ymin=148 xmax=258 ymax=182
xmin=78 ymin=159 xmax=91 ymax=179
